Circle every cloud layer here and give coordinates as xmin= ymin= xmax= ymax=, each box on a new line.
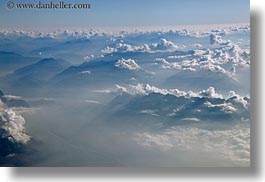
xmin=0 ymin=24 xmax=250 ymax=39
xmin=133 ymin=123 xmax=250 ymax=166
xmin=116 ymin=83 xmax=246 ymax=101
xmin=155 ymin=42 xmax=250 ymax=78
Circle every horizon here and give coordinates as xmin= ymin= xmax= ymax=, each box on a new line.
xmin=0 ymin=22 xmax=249 ymax=33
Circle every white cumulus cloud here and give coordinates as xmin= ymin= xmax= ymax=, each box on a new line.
xmin=102 ymin=38 xmax=184 ymax=54
xmin=115 ymin=58 xmax=141 ymax=70
xmin=0 ymin=101 xmax=30 ymax=144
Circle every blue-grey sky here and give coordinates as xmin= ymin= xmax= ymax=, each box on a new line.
xmin=0 ymin=0 xmax=249 ymax=29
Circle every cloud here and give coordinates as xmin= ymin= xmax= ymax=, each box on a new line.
xmin=204 ymin=101 xmax=238 ymax=114
xmin=0 ymin=24 xmax=250 ymax=40
xmin=115 ymin=58 xmax=141 ymax=70
xmin=149 ymin=38 xmax=183 ymax=51
xmin=167 ymin=55 xmax=191 ymax=59
xmin=210 ymin=34 xmax=231 ymax=45
xmin=0 ymin=101 xmax=30 ymax=144
xmin=181 ymin=118 xmax=200 ymax=122
xmin=139 ymin=110 xmax=159 ymax=117
xmin=79 ymin=70 xmax=91 ymax=75
xmin=115 ymin=83 xmax=225 ymax=99
xmin=193 ymin=43 xmax=203 ymax=48
xmin=84 ymin=100 xmax=101 ymax=104
xmin=133 ymin=124 xmax=250 ymax=166
xmin=102 ymin=43 xmax=150 ymax=54
xmin=115 ymin=84 xmax=249 ymax=113
xmin=1 ymin=95 xmax=23 ymax=100
xmin=92 ymin=89 xmax=112 ymax=94
xmin=84 ymin=55 xmax=95 ymax=60
xmin=228 ymin=91 xmax=249 ymax=109
xmin=102 ymin=38 xmax=184 ymax=54
xmin=155 ymin=42 xmax=250 ymax=78
xmin=164 ymin=59 xmax=230 ymax=75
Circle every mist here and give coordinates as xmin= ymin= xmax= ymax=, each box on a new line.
xmin=0 ymin=24 xmax=250 ymax=166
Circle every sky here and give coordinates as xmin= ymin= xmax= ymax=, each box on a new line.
xmin=0 ymin=0 xmax=249 ymax=29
